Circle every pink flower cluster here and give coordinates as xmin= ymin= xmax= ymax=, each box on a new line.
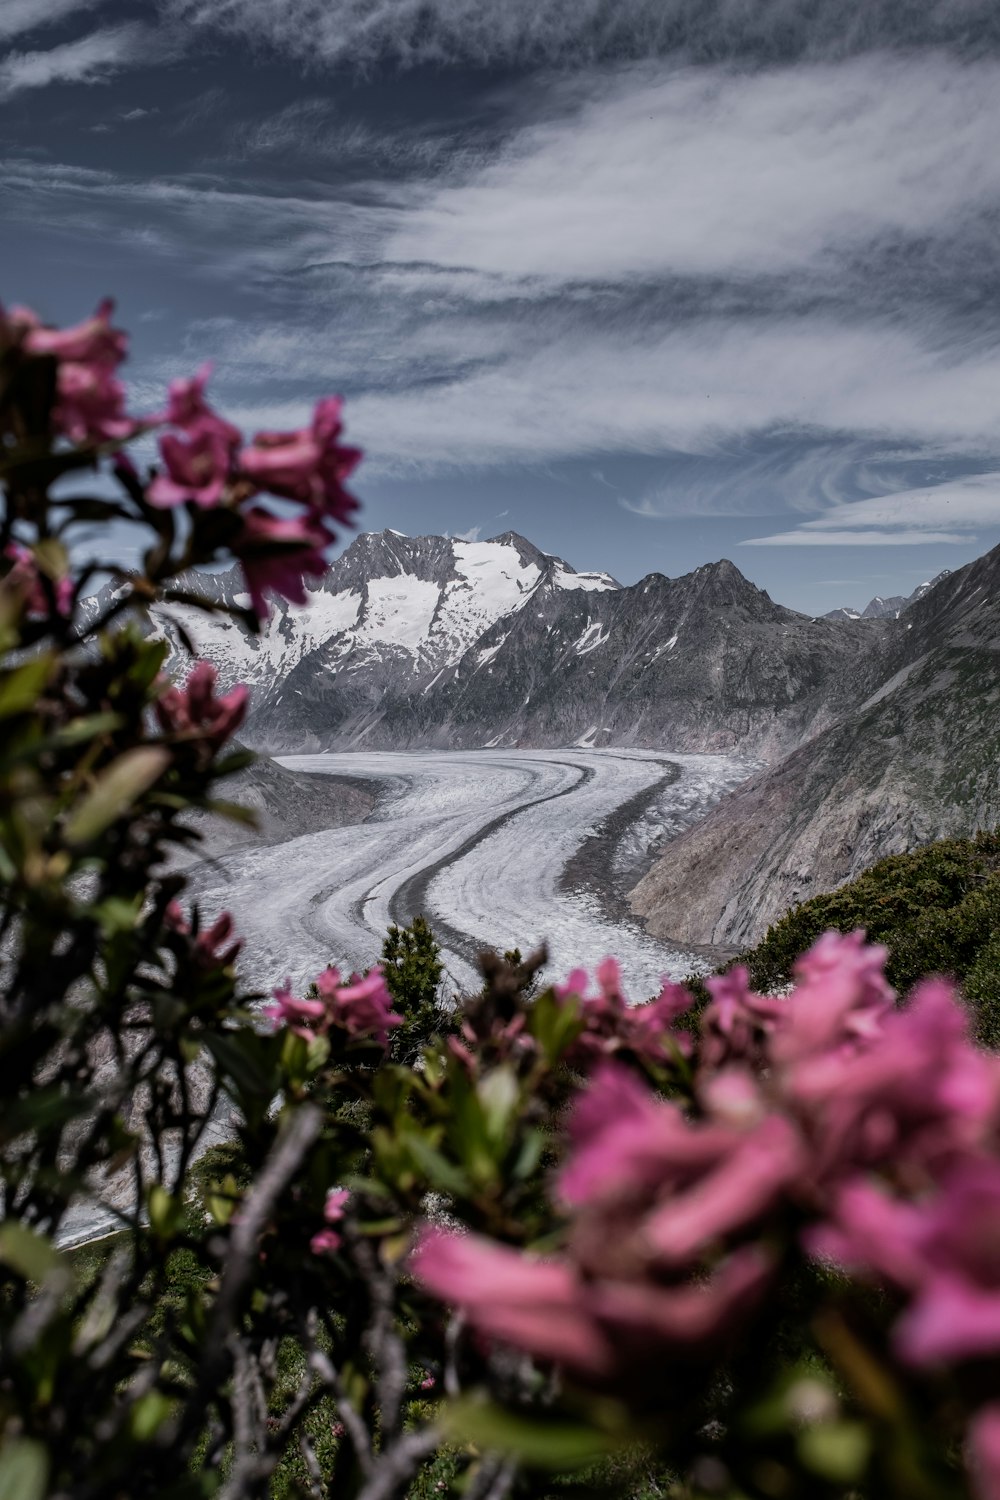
xmin=164 ymin=903 xmax=242 ymax=971
xmin=7 ymin=299 xmax=139 ymax=447
xmin=155 ymin=660 xmax=248 ymax=750
xmin=310 ymin=1187 xmax=350 ymax=1256
xmin=266 ymin=964 xmax=402 ymax=1048
xmin=4 ymin=302 xmax=362 ymax=620
xmin=148 ymin=370 xmax=361 ymax=617
xmin=2 ymin=543 xmax=74 ymax=621
xmin=555 ymin=956 xmax=694 ymax=1066
xmin=415 ymin=931 xmax=1000 ymax=1486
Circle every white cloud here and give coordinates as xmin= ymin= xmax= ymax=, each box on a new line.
xmin=0 ymin=24 xmax=151 ymax=99
xmin=384 ymin=56 xmax=1000 ymax=285
xmin=334 ymin=320 xmax=1000 ymax=475
xmin=741 ymin=472 xmax=1000 ymax=545
xmin=740 ymin=529 xmax=970 ymax=546
xmin=0 ymin=0 xmax=107 ymax=44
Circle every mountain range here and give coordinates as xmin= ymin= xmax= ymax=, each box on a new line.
xmin=822 ymin=572 xmax=950 ymax=622
xmin=154 ymin=530 xmax=889 ymax=760
xmin=146 ymin=529 xmax=1000 ymax=953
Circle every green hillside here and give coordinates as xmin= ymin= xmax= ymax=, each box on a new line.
xmin=738 ymin=829 xmax=1000 ymax=1045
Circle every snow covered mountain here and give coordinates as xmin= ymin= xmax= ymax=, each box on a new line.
xmin=151 ymin=529 xmax=619 ymax=732
xmin=151 ymin=529 xmax=889 ymax=759
xmin=822 ymin=571 xmax=950 ymax=621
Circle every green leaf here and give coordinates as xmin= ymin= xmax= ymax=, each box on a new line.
xmin=128 ymin=1391 xmax=176 ymax=1443
xmin=797 ymin=1422 xmax=871 ymax=1483
xmin=440 ymin=1398 xmax=619 ymax=1470
xmin=65 ymin=746 xmax=171 ymax=845
xmin=148 ymin=1185 xmax=184 ymax=1241
xmin=0 ymin=1221 xmax=69 ymax=1289
xmin=0 ymin=655 xmax=54 ymax=720
xmin=0 ymin=1439 xmax=48 ymax=1500
xmin=402 ymin=1130 xmax=472 ymax=1197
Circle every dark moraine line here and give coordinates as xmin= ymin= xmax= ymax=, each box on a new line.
xmin=559 ymin=761 xmax=681 ymax=922
xmin=378 ymin=756 xmax=599 ymax=973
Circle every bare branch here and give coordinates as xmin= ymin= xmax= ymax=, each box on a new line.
xmin=355 ymin=1426 xmax=442 ymax=1500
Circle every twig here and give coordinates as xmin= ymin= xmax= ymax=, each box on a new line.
xmin=203 ymin=1104 xmax=322 ymax=1374
xmin=354 ymin=1426 xmax=443 ymax=1500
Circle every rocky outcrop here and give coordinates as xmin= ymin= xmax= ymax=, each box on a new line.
xmin=631 ymin=544 xmax=1000 ymax=948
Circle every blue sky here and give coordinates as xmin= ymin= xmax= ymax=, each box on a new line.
xmin=4 ymin=0 xmax=1000 ymax=612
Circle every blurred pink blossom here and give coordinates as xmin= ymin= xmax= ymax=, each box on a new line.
xmin=148 ymin=421 xmax=236 ymax=509
xmin=314 ymin=964 xmax=402 ymax=1045
xmin=238 ymin=396 xmax=361 ymax=526
xmin=310 ymin=1187 xmax=349 ymax=1255
xmin=3 ymin=543 xmax=74 ymax=619
xmin=155 ymin=660 xmax=248 ymax=749
xmin=232 ymin=507 xmax=331 ymax=619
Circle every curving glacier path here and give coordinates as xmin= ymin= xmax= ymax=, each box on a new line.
xmin=190 ymin=748 xmax=753 ymax=1001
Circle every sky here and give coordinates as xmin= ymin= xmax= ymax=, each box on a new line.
xmin=4 ymin=2 xmax=1000 ymax=613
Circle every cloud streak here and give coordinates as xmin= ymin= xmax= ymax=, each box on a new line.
xmin=160 ymin=0 xmax=1000 ymax=71
xmin=0 ymin=23 xmax=152 ymax=99
xmin=0 ymin=0 xmax=109 ymax=44
xmin=383 ymin=57 xmax=1000 ymax=286
xmin=742 ymin=472 xmax=1000 ymax=546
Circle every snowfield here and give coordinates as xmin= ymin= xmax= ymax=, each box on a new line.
xmin=188 ymin=748 xmax=753 ymax=999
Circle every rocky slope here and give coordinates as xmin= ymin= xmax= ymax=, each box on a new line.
xmin=630 ymin=543 xmax=1000 ymax=950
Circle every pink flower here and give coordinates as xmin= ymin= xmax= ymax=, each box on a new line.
xmin=771 ymin=929 xmax=894 ymax=1067
xmin=412 ymin=1228 xmax=615 ymax=1378
xmin=155 ymin=661 xmax=248 ymax=750
xmin=148 ymin=420 xmax=235 ymax=509
xmin=3 ymin=543 xmax=74 ymax=620
xmin=788 ymin=978 xmax=1000 ymax=1180
xmin=232 ymin=506 xmax=331 ymax=619
xmin=412 ymin=1228 xmax=772 ymax=1387
xmin=164 ymin=903 xmax=241 ymax=969
xmin=315 ymin=964 xmax=402 ymax=1045
xmin=701 ymin=966 xmax=787 ymax=1070
xmin=162 ymin=363 xmax=242 ymax=443
xmin=264 ymin=981 xmax=326 ymax=1039
xmin=238 ymin=396 xmax=361 ymax=525
xmin=24 ymin=298 xmax=126 ymax=367
xmin=53 ymin=360 xmax=137 ymax=446
xmin=310 ymin=1188 xmax=349 ymax=1255
xmin=559 ymin=1063 xmax=736 ymax=1210
xmin=19 ymin=299 xmax=139 ymax=447
xmin=641 ymin=1114 xmax=804 ymax=1269
xmin=969 ymin=1406 xmax=1000 ymax=1500
xmin=553 ymin=963 xmax=692 ymax=1067
xmin=811 ymin=1160 xmax=1000 ymax=1368
xmin=195 ymin=912 xmax=242 ymax=969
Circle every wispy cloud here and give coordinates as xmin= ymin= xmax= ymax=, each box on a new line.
xmin=741 ymin=472 xmax=1000 ymax=545
xmin=0 ymin=23 xmax=153 ymax=100
xmin=0 ymin=0 xmax=108 ymax=45
xmin=741 ymin=530 xmax=970 ymax=547
xmin=384 ymin=57 xmax=1000 ymax=286
xmin=160 ymin=0 xmax=1000 ymax=71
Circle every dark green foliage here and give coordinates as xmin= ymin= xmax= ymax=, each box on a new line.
xmin=381 ymin=915 xmax=445 ymax=1061
xmin=740 ymin=830 xmax=1000 ymax=1042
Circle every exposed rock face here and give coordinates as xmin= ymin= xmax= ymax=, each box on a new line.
xmin=631 ymin=545 xmax=1000 ymax=949
xmin=153 ymin=532 xmax=888 ymax=760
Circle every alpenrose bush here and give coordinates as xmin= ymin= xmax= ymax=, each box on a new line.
xmin=2 ymin=294 xmax=1000 ymax=1500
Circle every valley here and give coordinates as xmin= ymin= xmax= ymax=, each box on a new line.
xmin=187 ymin=747 xmax=753 ymax=999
